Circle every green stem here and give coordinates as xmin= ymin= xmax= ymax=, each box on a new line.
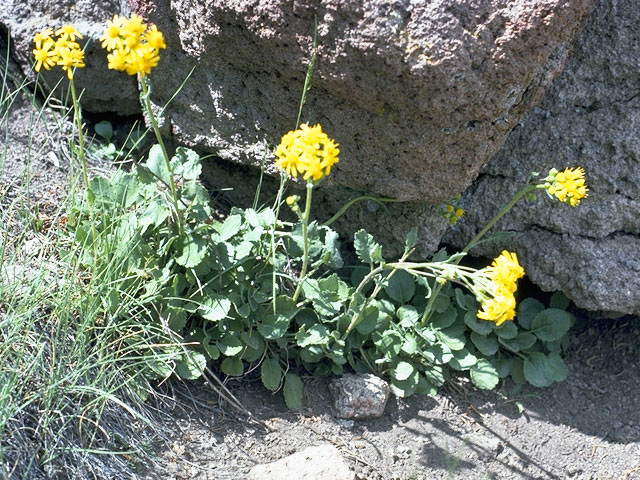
xmin=140 ymin=76 xmax=183 ymax=235
xmin=420 ymin=183 xmax=537 ymax=326
xmin=292 ymin=182 xmax=314 ymax=302
xmin=70 ymin=76 xmax=97 ymax=263
xmin=270 ymin=174 xmax=287 ymax=314
xmin=322 ymin=195 xmax=398 ymax=227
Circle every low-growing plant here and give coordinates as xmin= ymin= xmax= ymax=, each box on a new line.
xmin=47 ymin=16 xmax=588 ymax=408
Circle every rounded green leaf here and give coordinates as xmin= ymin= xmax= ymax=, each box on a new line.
xmin=523 ymin=352 xmax=568 ymax=387
xmin=221 ymin=357 xmax=244 ymax=377
xmin=464 ymin=311 xmax=493 ymax=335
xmin=384 ymin=270 xmax=415 ymax=304
xmin=470 ymin=332 xmax=498 ymax=356
xmin=283 ymin=373 xmax=305 ymax=409
xmin=261 ymin=357 xmax=282 ymax=392
xmin=217 ymin=334 xmax=244 ymax=357
xmin=470 ymin=359 xmax=499 ymax=390
xmin=392 ymin=361 xmax=415 ymax=381
xmin=517 ymin=297 xmax=544 ymax=329
xmin=531 ymin=309 xmax=572 ymax=342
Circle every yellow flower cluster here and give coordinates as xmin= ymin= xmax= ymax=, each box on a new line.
xmin=476 ymin=250 xmax=525 ymax=326
xmin=32 ymin=26 xmax=85 ymax=80
xmin=542 ymin=167 xmax=588 ymax=207
xmin=274 ymin=124 xmax=340 ymax=182
xmin=100 ymin=14 xmax=166 ymax=77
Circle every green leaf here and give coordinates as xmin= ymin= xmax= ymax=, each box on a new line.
xmin=401 ymin=334 xmax=418 ymax=355
xmin=146 ymin=144 xmax=171 ymax=184
xmin=423 ymin=365 xmax=446 ymax=386
xmin=517 ymin=297 xmax=544 ymax=329
xmin=392 ymin=361 xmax=415 ymax=381
xmin=175 ymin=232 xmax=207 ymax=268
xmin=470 ymin=358 xmax=499 ymax=390
xmin=261 ymin=357 xmax=282 ymax=391
xmin=404 ymin=227 xmax=418 ymax=252
xmin=431 ymin=306 xmax=457 ymax=330
xmin=531 ymin=309 xmax=572 ymax=342
xmin=354 ymin=229 xmax=383 ymax=265
xmin=397 ymin=305 xmax=420 ymax=327
xmin=449 ymin=348 xmax=478 ymax=370
xmin=523 ymin=352 xmax=568 ymax=387
xmin=355 ymin=305 xmax=379 ymax=335
xmin=384 ymin=270 xmax=415 ymax=304
xmin=203 ymin=340 xmax=220 ymax=360
xmin=110 ymin=173 xmax=140 ymax=208
xmin=390 ymin=370 xmax=419 ymax=398
xmin=495 ymin=321 xmax=518 ymax=339
xmin=198 ymin=294 xmax=231 ymax=322
xmin=511 ymin=358 xmax=525 ymax=384
xmin=549 ymin=291 xmax=570 ymax=310
xmin=296 ymin=324 xmax=330 ymax=347
xmin=422 ymin=343 xmax=453 ymax=365
xmin=217 ymin=334 xmax=244 ymax=357
xmin=221 ymin=357 xmax=244 ymax=376
xmin=470 ymin=332 xmax=499 ymax=356
xmin=258 ymin=314 xmax=290 ymax=339
xmin=88 ymin=176 xmax=112 ymax=201
xmin=174 ymin=352 xmax=206 ymax=380
xmin=217 ymin=214 xmax=243 ymax=241
xmin=374 ymin=330 xmax=402 ymax=358
xmin=139 ymin=198 xmax=170 ymax=233
xmin=323 ymin=228 xmax=344 ymax=269
xmin=171 ymin=147 xmax=202 ymax=180
xmin=498 ymin=332 xmax=537 ymax=352
xmin=464 ymin=311 xmax=493 ymax=335
xmin=437 ymin=329 xmax=466 ymax=351
xmin=94 ymin=120 xmax=113 ymax=141
xmin=301 ymin=278 xmax=345 ymax=317
xmin=283 ymin=373 xmax=304 ymax=409
xmin=455 ymin=289 xmax=477 ymax=311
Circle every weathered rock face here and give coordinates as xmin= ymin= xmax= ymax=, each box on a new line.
xmin=130 ymin=0 xmax=594 ymax=202
xmin=444 ymin=0 xmax=640 ymax=314
xmin=0 ymin=0 xmax=139 ymax=114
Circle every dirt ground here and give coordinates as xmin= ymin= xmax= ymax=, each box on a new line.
xmin=2 ymin=85 xmax=639 ymax=480
xmin=144 ymin=312 xmax=640 ymax=480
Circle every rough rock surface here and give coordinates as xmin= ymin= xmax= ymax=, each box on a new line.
xmin=329 ymin=373 xmax=391 ymax=419
xmin=444 ymin=0 xmax=640 ymax=314
xmin=131 ymin=0 xmax=594 ymax=202
xmin=0 ymin=0 xmax=139 ymax=114
xmin=246 ymin=444 xmax=355 ymax=480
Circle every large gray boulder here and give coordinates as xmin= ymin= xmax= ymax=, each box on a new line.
xmin=0 ymin=0 xmax=139 ymax=114
xmin=132 ymin=0 xmax=594 ymax=202
xmin=444 ymin=0 xmax=640 ymax=314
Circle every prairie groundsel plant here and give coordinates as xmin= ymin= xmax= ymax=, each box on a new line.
xmin=61 ymin=14 xmax=589 ymax=408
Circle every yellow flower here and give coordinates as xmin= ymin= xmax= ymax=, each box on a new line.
xmin=274 ymin=123 xmax=339 ymax=182
xmin=477 ymin=284 xmax=517 ymax=326
xmin=486 ymin=250 xmax=524 ymax=293
xmin=57 ymin=45 xmax=85 ymax=79
xmin=125 ymin=44 xmax=160 ymax=77
xmin=32 ymin=26 xmax=85 ymax=77
xmin=33 ymin=42 xmax=56 ymax=72
xmin=101 ymin=15 xmax=164 ymax=77
xmin=107 ymin=49 xmax=128 ymax=71
xmin=33 ymin=27 xmax=53 ymax=49
xmin=542 ymin=167 xmax=588 ymax=207
xmin=473 ymin=250 xmax=525 ymax=326
xmin=100 ymin=15 xmax=125 ymax=51
xmin=144 ymin=25 xmax=166 ymax=50
xmin=55 ymin=25 xmax=82 ymax=42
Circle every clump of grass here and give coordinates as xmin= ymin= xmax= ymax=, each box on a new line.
xmin=0 ymin=41 xmax=176 ymax=479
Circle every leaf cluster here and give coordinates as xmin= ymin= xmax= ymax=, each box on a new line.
xmin=67 ymin=146 xmax=574 ymax=408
